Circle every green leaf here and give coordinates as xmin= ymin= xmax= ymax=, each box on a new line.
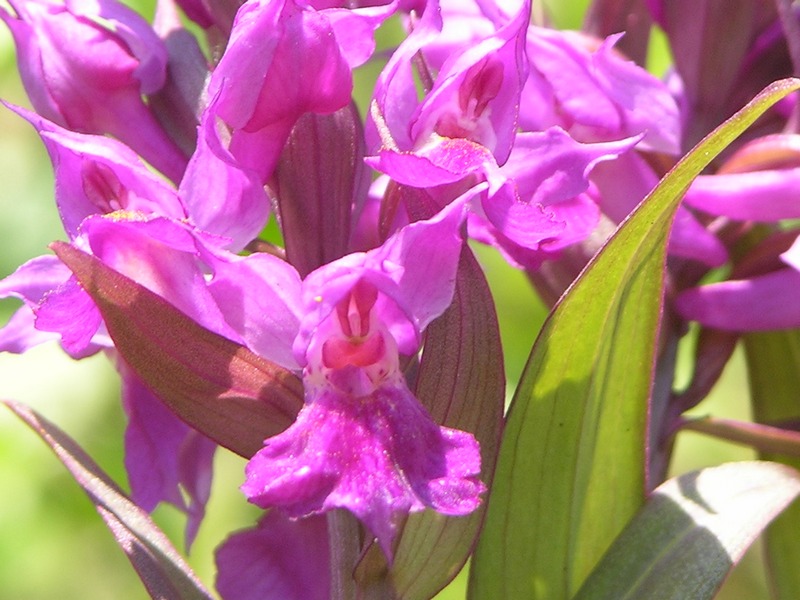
xmin=4 ymin=400 xmax=214 ymax=600
xmin=469 ymin=78 xmax=800 ymax=600
xmin=573 ymin=462 xmax=800 ymax=600
xmin=744 ymin=330 xmax=800 ymax=599
xmin=52 ymin=242 xmax=303 ymax=459
xmin=388 ymin=246 xmax=505 ymax=599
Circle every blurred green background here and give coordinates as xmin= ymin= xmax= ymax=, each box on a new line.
xmin=0 ymin=0 xmax=773 ymax=598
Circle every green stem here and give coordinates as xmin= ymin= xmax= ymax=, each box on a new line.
xmin=681 ymin=416 xmax=800 ymax=458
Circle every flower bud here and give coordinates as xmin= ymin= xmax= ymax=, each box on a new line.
xmin=1 ymin=0 xmax=188 ymax=181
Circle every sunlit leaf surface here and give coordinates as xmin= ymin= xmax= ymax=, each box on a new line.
xmin=469 ymin=79 xmax=800 ymax=599
xmin=573 ymin=462 xmax=800 ymax=600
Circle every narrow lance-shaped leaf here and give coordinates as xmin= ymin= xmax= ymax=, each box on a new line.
xmin=52 ymin=242 xmax=304 ymax=459
xmin=4 ymin=400 xmax=214 ymax=600
xmin=744 ymin=330 xmax=800 ymax=600
xmin=469 ymin=78 xmax=800 ymax=600
xmin=573 ymin=462 xmax=800 ymax=600
xmin=387 ymin=245 xmax=505 ymax=599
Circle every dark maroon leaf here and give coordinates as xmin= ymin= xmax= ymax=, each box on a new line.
xmin=272 ymin=103 xmax=370 ymax=277
xmin=388 ymin=245 xmax=505 ymax=599
xmin=52 ymin=241 xmax=303 ymax=459
xmin=5 ymin=400 xmax=213 ymax=600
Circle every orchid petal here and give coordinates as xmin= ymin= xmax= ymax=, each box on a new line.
xmin=205 ymin=251 xmax=303 ymax=370
xmin=367 ymin=0 xmax=444 ymax=151
xmin=79 ymin=215 xmax=244 ymax=343
xmin=35 ymin=275 xmax=103 ymax=355
xmin=504 ymin=129 xmax=639 ymax=206
xmin=683 ymin=168 xmax=800 ymax=221
xmin=215 ymin=512 xmax=329 ymax=600
xmin=410 ymin=0 xmax=530 ymax=162
xmin=522 ymin=28 xmax=681 ymax=153
xmin=242 ymin=382 xmax=483 ymax=560
xmin=676 ymin=268 xmax=800 ymax=331
xmin=0 ymin=254 xmax=72 ymax=306
xmin=5 ymin=103 xmax=184 ymax=238
xmin=207 ymin=0 xmax=374 ymax=180
xmin=0 ymin=308 xmax=60 ymax=354
xmin=179 ymin=113 xmax=270 ymax=252
xmin=0 ymin=255 xmax=110 ymax=356
xmin=122 ymin=368 xmax=215 ymax=548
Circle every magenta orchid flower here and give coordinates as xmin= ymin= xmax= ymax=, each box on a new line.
xmin=366 ymin=0 xmax=638 ymax=266
xmin=240 ymin=198 xmax=484 ymax=560
xmin=3 ymin=103 xmax=185 ymax=238
xmin=215 ymin=512 xmax=330 ymax=600
xmin=672 ymin=141 xmax=800 ymax=332
xmin=0 ymin=215 xmax=229 ymax=547
xmin=206 ymin=0 xmax=395 ymax=181
xmin=0 ymin=104 xmax=184 ymax=357
xmin=0 ymin=0 xmax=189 ymax=182
xmin=367 ymin=0 xmax=529 ymax=164
xmin=0 ymin=103 xmax=272 ymax=545
xmin=521 ymin=28 xmax=681 ymax=153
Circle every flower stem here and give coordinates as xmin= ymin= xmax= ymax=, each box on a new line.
xmin=328 ymin=510 xmax=361 ymax=600
xmin=681 ymin=416 xmax=800 ymax=457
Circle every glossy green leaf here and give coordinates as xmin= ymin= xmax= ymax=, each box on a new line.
xmin=389 ymin=246 xmax=505 ymax=599
xmin=52 ymin=242 xmax=303 ymax=459
xmin=469 ymin=78 xmax=800 ymax=600
xmin=4 ymin=400 xmax=213 ymax=600
xmin=744 ymin=330 xmax=800 ymax=599
xmin=573 ymin=462 xmax=800 ymax=600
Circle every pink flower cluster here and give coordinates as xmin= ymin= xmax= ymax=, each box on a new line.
xmin=2 ymin=0 xmax=798 ymax=596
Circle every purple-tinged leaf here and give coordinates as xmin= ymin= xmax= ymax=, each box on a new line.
xmin=4 ymin=400 xmax=213 ymax=600
xmin=52 ymin=242 xmax=303 ymax=459
xmin=573 ymin=462 xmax=800 ymax=600
xmin=470 ymin=79 xmax=800 ymax=599
xmin=271 ymin=104 xmax=370 ymax=277
xmin=388 ymin=245 xmax=504 ymax=599
xmin=648 ymin=0 xmax=783 ymax=148
xmin=672 ymin=328 xmax=739 ymax=413
xmin=744 ymin=330 xmax=800 ymax=599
